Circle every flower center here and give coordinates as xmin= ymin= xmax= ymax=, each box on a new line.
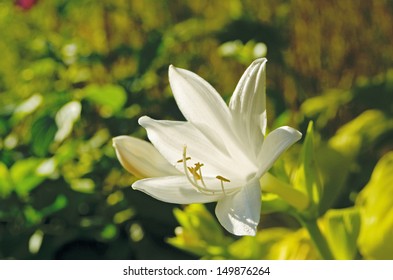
xmin=177 ymin=146 xmax=231 ymax=196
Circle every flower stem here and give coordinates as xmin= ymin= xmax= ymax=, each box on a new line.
xmin=260 ymin=173 xmax=309 ymax=211
xmin=296 ymin=215 xmax=334 ymax=260
xmin=260 ymin=173 xmax=333 ymax=259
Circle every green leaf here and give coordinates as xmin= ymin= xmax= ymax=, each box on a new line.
xmin=267 ymin=228 xmax=319 ymax=260
xmin=292 ymin=121 xmax=323 ymax=216
xmin=31 ymin=116 xmax=57 ymax=157
xmin=40 ymin=195 xmax=68 ymax=216
xmin=101 ymin=224 xmax=118 ymax=240
xmin=168 ymin=204 xmax=232 ymax=258
xmin=0 ymin=162 xmax=12 ymax=198
xmin=24 ymin=205 xmax=43 ymax=225
xmin=228 ymin=228 xmax=289 ymax=259
xmin=320 ymin=208 xmax=361 ymax=260
xmin=300 ymin=89 xmax=352 ymax=128
xmin=317 ymin=144 xmax=351 ymax=213
xmin=218 ymin=40 xmax=268 ymax=65
xmin=329 ymin=110 xmax=393 ymax=159
xmin=70 ymin=178 xmax=95 ymax=193
xmin=10 ymin=158 xmax=46 ymax=197
xmin=11 ymin=94 xmax=43 ymax=124
xmin=84 ymin=84 xmax=127 ymax=117
xmin=356 ymin=151 xmax=393 ymax=259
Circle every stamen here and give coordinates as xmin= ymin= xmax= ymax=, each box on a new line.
xmin=187 ymin=166 xmax=201 ymax=180
xmin=181 ymin=146 xmax=212 ymax=194
xmin=216 ymin=175 xmax=231 ymax=195
xmin=196 ymin=163 xmax=207 ymax=189
xmin=181 ymin=145 xmax=232 ymax=196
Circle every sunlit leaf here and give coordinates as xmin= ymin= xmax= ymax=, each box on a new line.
xmin=317 ymin=144 xmax=351 ymax=213
xmin=29 ymin=230 xmax=44 ymax=254
xmin=319 ymin=208 xmax=360 ymax=260
xmin=10 ymin=158 xmax=46 ymax=197
xmin=300 ymin=89 xmax=352 ymax=128
xmin=83 ymin=84 xmax=127 ymax=117
xmin=228 ymin=228 xmax=290 ymax=259
xmin=70 ymin=178 xmax=95 ymax=193
xmin=113 ymin=208 xmax=135 ymax=224
xmin=329 ymin=110 xmax=393 ymax=159
xmin=218 ymin=40 xmax=268 ymax=65
xmin=54 ymin=101 xmax=82 ymax=142
xmin=0 ymin=162 xmax=12 ymax=198
xmin=40 ymin=195 xmax=68 ymax=216
xmin=11 ymin=94 xmax=43 ymax=124
xmin=292 ymin=122 xmax=323 ymax=215
xmin=356 ymin=151 xmax=393 ymax=259
xmin=168 ymin=204 xmax=233 ymax=258
xmin=36 ymin=158 xmax=57 ymax=176
xmin=267 ymin=228 xmax=319 ymax=260
xmin=24 ymin=205 xmax=43 ymax=225
xmin=129 ymin=223 xmax=144 ymax=242
xmin=101 ymin=224 xmax=117 ymax=240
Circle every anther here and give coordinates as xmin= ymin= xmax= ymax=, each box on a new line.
xmin=187 ymin=166 xmax=201 ymax=180
xmin=194 ymin=162 xmax=204 ymax=171
xmin=177 ymin=157 xmax=191 ymax=163
xmin=216 ymin=175 xmax=231 ymax=182
xmin=216 ymin=175 xmax=231 ymax=195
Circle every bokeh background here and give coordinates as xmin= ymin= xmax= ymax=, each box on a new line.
xmin=1 ymin=0 xmax=393 ymax=259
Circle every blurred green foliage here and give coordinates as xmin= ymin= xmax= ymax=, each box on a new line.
xmin=1 ymin=0 xmax=393 ymax=259
xmin=356 ymin=152 xmax=393 ymax=260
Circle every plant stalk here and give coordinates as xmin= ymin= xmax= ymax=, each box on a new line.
xmin=298 ymin=216 xmax=334 ymax=260
xmin=260 ymin=173 xmax=309 ymax=211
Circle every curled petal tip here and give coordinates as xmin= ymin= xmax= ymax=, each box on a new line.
xmin=112 ymin=135 xmax=179 ymax=178
xmin=253 ymin=57 xmax=268 ymax=64
xmin=138 ymin=115 xmax=150 ymax=126
xmin=168 ymin=64 xmax=178 ymax=77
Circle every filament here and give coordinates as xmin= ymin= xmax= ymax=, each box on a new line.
xmin=180 ymin=145 xmax=231 ymax=196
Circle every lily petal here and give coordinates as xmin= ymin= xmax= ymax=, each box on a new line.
xmin=229 ymin=58 xmax=267 ymax=158
xmin=139 ymin=116 xmax=249 ymax=178
xmin=169 ymin=65 xmax=239 ymax=155
xmin=133 ymin=175 xmax=224 ymax=204
xmin=215 ymin=178 xmax=261 ymax=236
xmin=169 ymin=65 xmax=231 ymax=129
xmin=113 ymin=136 xmax=180 ymax=178
xmin=257 ymin=126 xmax=302 ymax=177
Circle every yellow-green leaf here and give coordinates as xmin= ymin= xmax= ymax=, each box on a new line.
xmin=356 ymin=151 xmax=393 ymax=259
xmin=319 ymin=208 xmax=360 ymax=260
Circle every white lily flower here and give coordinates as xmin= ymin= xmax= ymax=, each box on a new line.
xmin=113 ymin=58 xmax=302 ymax=236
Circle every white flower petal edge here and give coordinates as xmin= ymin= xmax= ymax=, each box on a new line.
xmin=215 ymin=178 xmax=261 ymax=236
xmin=256 ymin=126 xmax=303 ymax=178
xmin=133 ymin=176 xmax=223 ymax=204
xmin=113 ymin=136 xmax=180 ymax=178
xmin=230 ymin=58 xmax=267 ymax=158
